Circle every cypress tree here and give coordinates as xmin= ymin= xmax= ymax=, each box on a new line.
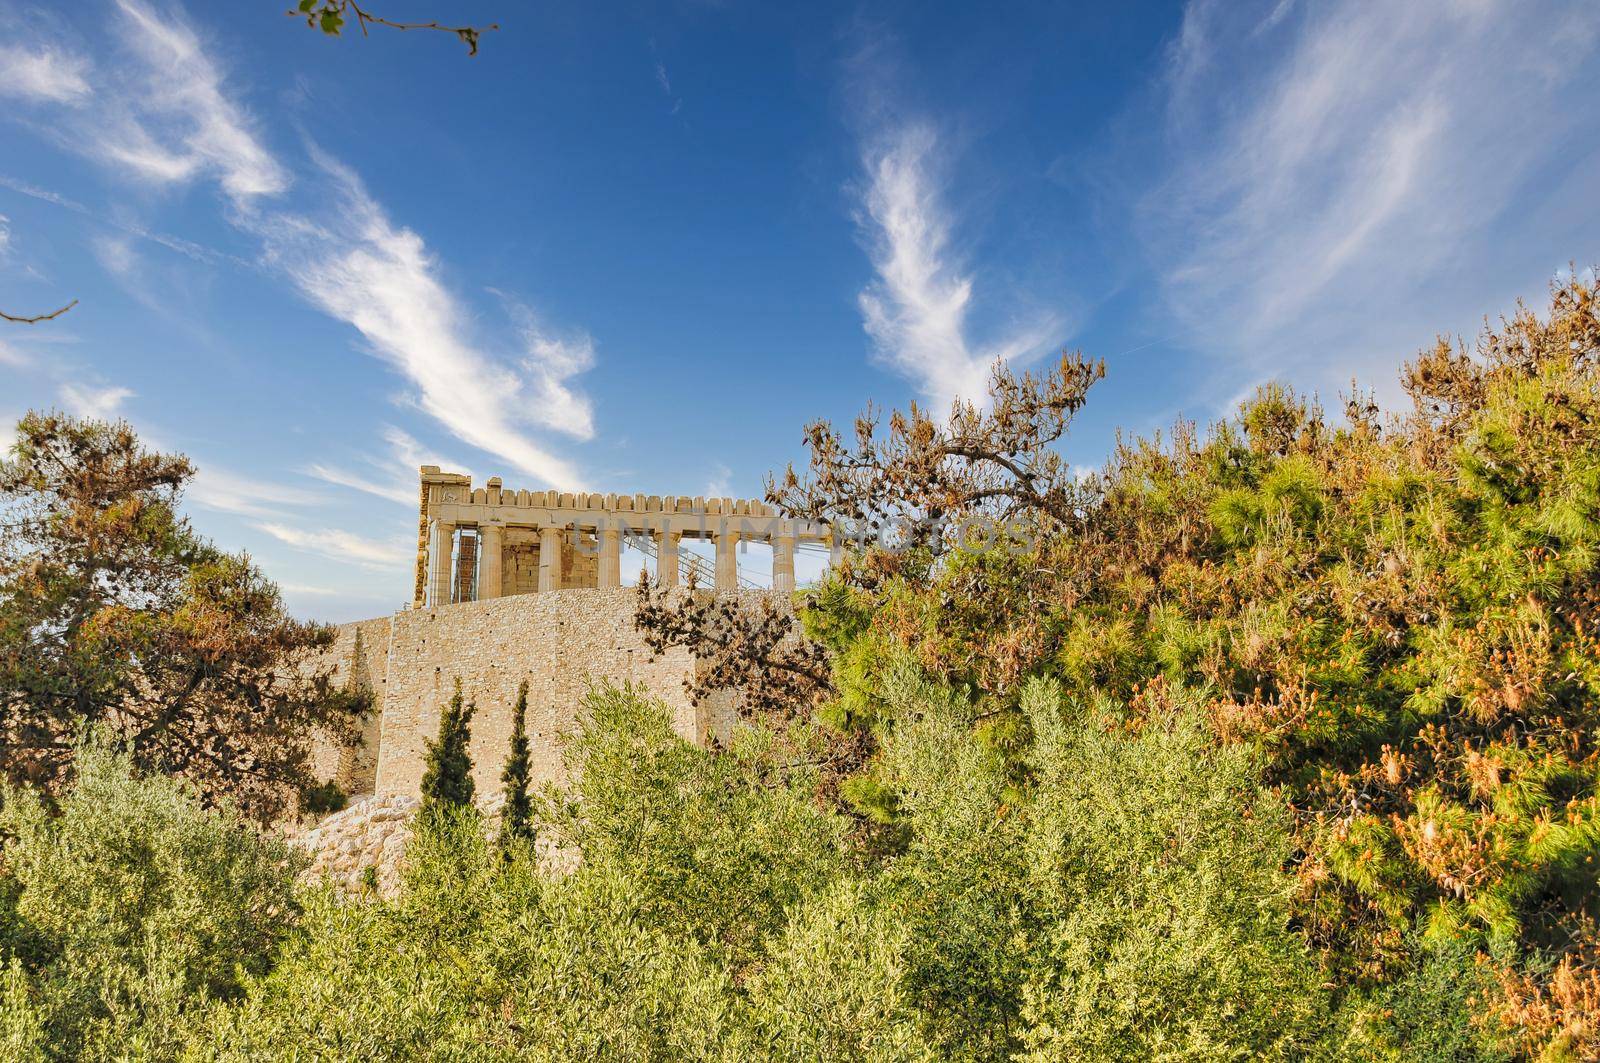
xmin=420 ymin=678 xmax=475 ymax=820
xmin=498 ymin=679 xmax=534 ymax=849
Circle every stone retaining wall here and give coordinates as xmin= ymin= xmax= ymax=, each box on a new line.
xmin=309 ymin=589 xmax=762 ymax=802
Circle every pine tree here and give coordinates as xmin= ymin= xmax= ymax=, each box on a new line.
xmin=420 ymin=678 xmax=475 ymax=820
xmin=0 ymin=412 xmax=369 ymax=820
xmin=498 ymin=680 xmax=535 ymax=849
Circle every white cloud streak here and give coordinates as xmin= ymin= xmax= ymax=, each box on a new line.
xmin=11 ymin=0 xmax=596 ymax=490
xmin=58 ymin=382 xmax=133 ymax=419
xmin=187 ymin=465 xmax=322 ymax=519
xmin=305 ymin=425 xmax=468 ymax=508
xmin=254 ymin=152 xmax=590 ymax=489
xmin=253 ymin=521 xmax=411 ymax=570
xmin=0 ymin=43 xmax=92 ymax=104
xmin=0 ymin=174 xmax=88 ymax=213
xmin=856 ymin=125 xmax=1058 ymax=410
xmin=125 ymin=0 xmax=595 ymax=487
xmin=503 ymin=299 xmax=596 ymax=439
xmin=1 ymin=3 xmax=283 ymax=202
xmin=653 ymin=59 xmax=682 ymax=114
xmin=276 ymin=582 xmax=341 ymax=597
xmin=1141 ymin=0 xmax=1600 ymax=400
xmin=304 ymin=463 xmax=414 ymax=508
xmin=102 ymin=0 xmax=288 ymax=203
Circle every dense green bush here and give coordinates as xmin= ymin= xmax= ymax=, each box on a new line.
xmin=178 ymin=679 xmax=1336 ymax=1060
xmin=852 ymin=668 xmax=1329 ymax=1059
xmin=189 ymin=690 xmax=914 ymax=1061
xmin=21 ymin=670 xmax=1342 ymax=1058
xmin=0 ymin=679 xmax=1510 ymax=1059
xmin=538 ymin=684 xmax=848 ymax=973
xmin=0 ymin=740 xmax=299 ymax=1061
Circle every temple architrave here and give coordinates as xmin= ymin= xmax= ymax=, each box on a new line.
xmin=306 ymin=468 xmax=833 ymax=807
xmin=413 ymin=466 xmax=834 ymax=606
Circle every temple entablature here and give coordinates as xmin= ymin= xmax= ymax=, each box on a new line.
xmin=413 ymin=466 xmax=833 ymax=608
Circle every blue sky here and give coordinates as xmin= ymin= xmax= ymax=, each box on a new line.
xmin=2 ymin=0 xmax=1598 ymax=622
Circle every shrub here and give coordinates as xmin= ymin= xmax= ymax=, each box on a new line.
xmin=1012 ymin=679 xmax=1329 ymax=1059
xmin=539 ymin=684 xmax=848 ymax=972
xmin=0 ymin=738 xmax=299 ymax=1060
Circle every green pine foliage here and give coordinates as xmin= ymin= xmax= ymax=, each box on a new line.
xmin=420 ymin=678 xmax=476 ymax=821
xmin=498 ymin=680 xmax=534 ymax=850
xmin=793 ymin=276 xmax=1600 ymax=1054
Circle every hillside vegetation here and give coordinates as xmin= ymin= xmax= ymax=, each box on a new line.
xmin=3 ymin=277 xmax=1599 ymax=1059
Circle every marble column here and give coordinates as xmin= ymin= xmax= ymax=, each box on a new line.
xmin=714 ymin=529 xmax=740 ymax=592
xmin=598 ymin=526 xmax=622 ymax=590
xmin=478 ymin=523 xmax=504 ymax=599
xmin=538 ymin=526 xmax=563 ymax=592
xmin=428 ymin=519 xmax=455 ymax=607
xmin=772 ymin=532 xmax=797 ymax=594
xmin=655 ymin=529 xmax=680 ymax=589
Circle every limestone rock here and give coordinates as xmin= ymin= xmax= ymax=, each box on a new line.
xmin=287 ymin=791 xmax=529 ymax=899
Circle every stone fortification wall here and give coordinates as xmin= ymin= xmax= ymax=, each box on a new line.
xmin=311 ymin=589 xmax=760 ymax=803
xmin=307 ymin=615 xmax=392 ymax=794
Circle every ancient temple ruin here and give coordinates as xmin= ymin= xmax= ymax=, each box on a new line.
xmin=414 ymin=465 xmax=834 ymax=606
xmin=308 ymin=468 xmax=833 ymax=806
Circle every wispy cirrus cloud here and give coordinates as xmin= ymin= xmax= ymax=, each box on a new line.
xmin=187 ymin=465 xmax=322 ymax=519
xmin=1139 ymin=0 xmax=1600 ymax=402
xmin=302 ymin=467 xmax=412 ymax=508
xmin=0 ymin=172 xmax=233 ymax=268
xmin=9 ymin=0 xmax=597 ymax=491
xmin=105 ymin=1 xmax=592 ymax=487
xmin=0 ymin=174 xmax=88 ymax=213
xmin=253 ymin=521 xmax=412 ymax=570
xmin=101 ymin=0 xmax=288 ymax=203
xmin=0 ymin=43 xmax=92 ymax=104
xmin=186 ymin=462 xmax=407 ymax=587
xmin=306 ymin=425 xmax=469 ymax=508
xmin=652 ymin=53 xmax=682 ymax=115
xmin=276 ymin=581 xmax=341 ymax=598
xmin=855 ymin=124 xmax=1059 ymax=411
xmin=502 ymin=298 xmax=596 ymax=440
xmin=1 ymin=2 xmax=284 ymax=202
xmin=253 ymin=151 xmax=591 ymax=489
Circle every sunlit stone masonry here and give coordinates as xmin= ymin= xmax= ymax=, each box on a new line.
xmin=306 ymin=467 xmax=832 ymax=808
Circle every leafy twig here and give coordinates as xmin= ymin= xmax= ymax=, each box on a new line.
xmin=290 ymin=1 xmax=499 ymax=55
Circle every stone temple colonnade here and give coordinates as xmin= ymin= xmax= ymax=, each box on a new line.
xmin=414 ymin=467 xmax=834 ymax=608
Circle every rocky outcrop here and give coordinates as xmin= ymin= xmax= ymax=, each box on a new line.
xmin=290 ymin=793 xmax=420 ymax=897
xmin=291 ymin=791 xmax=556 ymax=898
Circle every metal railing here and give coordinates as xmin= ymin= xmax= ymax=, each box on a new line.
xmin=631 ymin=533 xmax=763 ymax=590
